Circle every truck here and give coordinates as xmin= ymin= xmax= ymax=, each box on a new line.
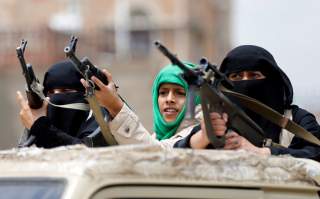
xmin=0 ymin=144 xmax=319 ymax=199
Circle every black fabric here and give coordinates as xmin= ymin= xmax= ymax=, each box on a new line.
xmin=30 ymin=116 xmax=96 ymax=148
xmin=269 ymin=105 xmax=320 ymax=161
xmin=218 ymin=45 xmax=292 ymax=142
xmin=29 ymin=60 xmax=107 ymax=148
xmin=174 ymin=125 xmax=201 ymax=148
xmin=30 ymin=113 xmax=108 ymax=148
xmin=228 ymin=79 xmax=284 ymax=142
xmin=219 ymin=45 xmax=320 ymax=160
xmin=43 ymin=60 xmax=84 ymax=95
xmin=47 ymin=92 xmax=88 ymax=137
xmin=219 ymin=45 xmax=293 ymax=107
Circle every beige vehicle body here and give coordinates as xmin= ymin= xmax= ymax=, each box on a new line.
xmin=0 ymin=144 xmax=319 ymax=199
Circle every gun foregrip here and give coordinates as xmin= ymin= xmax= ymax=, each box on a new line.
xmin=26 ymin=90 xmax=43 ymax=109
xmin=94 ymin=68 xmax=109 ymax=85
xmin=87 ymin=67 xmax=108 ymax=90
xmin=81 ymin=57 xmax=108 ymax=89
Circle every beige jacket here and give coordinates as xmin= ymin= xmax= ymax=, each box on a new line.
xmin=109 ymin=104 xmax=198 ymax=149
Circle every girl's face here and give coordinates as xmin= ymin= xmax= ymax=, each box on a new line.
xmin=158 ymin=83 xmax=186 ymax=122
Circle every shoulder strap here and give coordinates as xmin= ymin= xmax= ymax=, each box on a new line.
xmin=86 ymin=88 xmax=118 ymax=146
xmin=222 ymin=89 xmax=320 ymax=146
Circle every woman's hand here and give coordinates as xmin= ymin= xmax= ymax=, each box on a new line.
xmin=81 ymin=69 xmax=123 ymax=118
xmin=224 ymin=131 xmax=271 ymax=155
xmin=16 ymin=91 xmax=48 ymax=129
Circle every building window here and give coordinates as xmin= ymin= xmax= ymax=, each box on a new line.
xmin=129 ymin=8 xmax=151 ymax=58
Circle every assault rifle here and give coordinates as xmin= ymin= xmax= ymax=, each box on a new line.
xmin=16 ymin=40 xmax=43 ymax=109
xmin=64 ymin=36 xmax=118 ymax=146
xmin=16 ymin=39 xmax=43 ymax=147
xmin=155 ymin=41 xmax=320 ymax=148
xmin=64 ymin=36 xmax=108 ymax=90
xmin=154 ymin=41 xmax=266 ymax=148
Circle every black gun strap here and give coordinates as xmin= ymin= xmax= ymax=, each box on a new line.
xmin=222 ymin=89 xmax=320 ymax=146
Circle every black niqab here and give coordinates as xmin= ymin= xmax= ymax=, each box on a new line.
xmin=219 ymin=45 xmax=294 ymax=142
xmin=43 ymin=60 xmax=88 ymax=136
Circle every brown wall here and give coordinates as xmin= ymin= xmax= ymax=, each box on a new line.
xmin=0 ymin=0 xmax=231 ymax=149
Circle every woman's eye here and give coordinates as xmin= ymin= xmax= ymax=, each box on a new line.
xmin=252 ymin=72 xmax=265 ymax=79
xmin=253 ymin=74 xmax=260 ymax=79
xmin=47 ymin=90 xmax=54 ymax=96
xmin=229 ymin=73 xmax=242 ymax=80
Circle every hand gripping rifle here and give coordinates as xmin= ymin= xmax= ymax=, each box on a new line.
xmin=201 ymin=58 xmax=320 ymax=147
xmin=16 ymin=39 xmax=44 ymax=147
xmin=16 ymin=40 xmax=43 ymax=109
xmin=64 ymin=36 xmax=117 ymax=146
xmin=154 ymin=41 xmax=267 ymax=148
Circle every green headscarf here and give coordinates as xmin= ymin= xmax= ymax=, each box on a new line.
xmin=152 ymin=62 xmax=196 ymax=140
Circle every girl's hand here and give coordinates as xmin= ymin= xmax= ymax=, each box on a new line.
xmin=81 ymin=69 xmax=123 ymax=118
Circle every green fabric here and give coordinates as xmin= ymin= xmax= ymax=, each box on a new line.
xmin=152 ymin=62 xmax=198 ymax=140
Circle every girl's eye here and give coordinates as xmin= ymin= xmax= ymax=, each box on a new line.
xmin=159 ymin=90 xmax=167 ymax=96
xmin=177 ymin=91 xmax=186 ymax=96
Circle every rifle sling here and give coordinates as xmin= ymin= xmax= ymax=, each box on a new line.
xmin=222 ymin=89 xmax=320 ymax=146
xmin=86 ymin=91 xmax=117 ymax=146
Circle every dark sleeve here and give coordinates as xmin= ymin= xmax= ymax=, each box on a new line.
xmin=78 ymin=116 xmax=108 ymax=147
xmin=269 ymin=106 xmax=320 ymax=161
xmin=30 ymin=116 xmax=88 ymax=148
xmin=174 ymin=125 xmax=201 ymax=148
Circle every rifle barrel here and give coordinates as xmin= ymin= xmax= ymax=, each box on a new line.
xmin=154 ymin=41 xmax=197 ymax=78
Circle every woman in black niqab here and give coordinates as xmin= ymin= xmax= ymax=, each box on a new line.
xmin=219 ymin=45 xmax=293 ymax=142
xmin=218 ymin=45 xmax=320 ymax=160
xmin=43 ymin=60 xmax=89 ymax=136
xmin=17 ymin=60 xmax=106 ymax=148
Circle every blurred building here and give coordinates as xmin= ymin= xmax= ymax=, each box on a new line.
xmin=0 ymin=0 xmax=231 ymax=149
